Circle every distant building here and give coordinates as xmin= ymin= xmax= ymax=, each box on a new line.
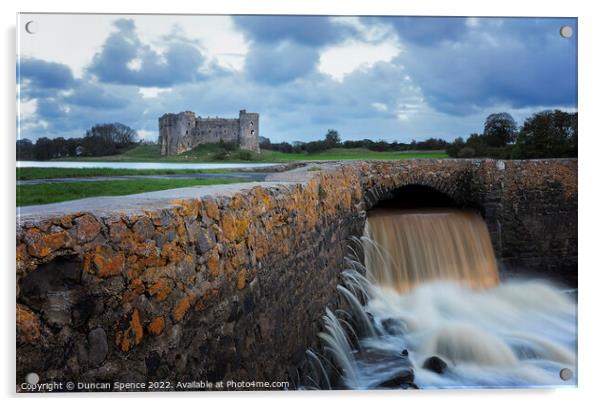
xmin=158 ymin=109 xmax=259 ymax=156
xmin=75 ymin=145 xmax=85 ymax=156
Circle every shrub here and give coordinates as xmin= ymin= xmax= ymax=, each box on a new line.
xmin=457 ymin=147 xmax=476 ymax=158
xmin=213 ymin=148 xmax=229 ymax=160
xmin=237 ymin=150 xmax=257 ymax=161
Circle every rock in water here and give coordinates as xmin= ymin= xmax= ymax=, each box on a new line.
xmin=377 ymin=368 xmax=415 ymax=388
xmin=422 ymin=356 xmax=448 ymax=374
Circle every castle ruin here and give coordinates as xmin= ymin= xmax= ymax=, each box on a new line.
xmin=158 ymin=110 xmax=259 ymax=156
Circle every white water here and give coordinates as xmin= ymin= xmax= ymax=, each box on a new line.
xmin=17 ymin=161 xmax=277 ymax=170
xmin=364 ymin=279 xmax=577 ymax=388
xmin=311 ymin=208 xmax=577 ymax=389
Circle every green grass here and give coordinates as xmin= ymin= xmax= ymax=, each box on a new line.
xmin=16 ymin=178 xmax=253 ymax=206
xmin=17 ymin=167 xmax=236 ymax=181
xmin=54 ymin=143 xmax=448 ymax=163
xmin=264 ymin=148 xmax=448 ymax=161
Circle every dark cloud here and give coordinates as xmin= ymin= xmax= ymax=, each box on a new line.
xmin=393 ymin=17 xmax=577 ymax=114
xmin=376 ymin=16 xmax=468 ymax=46
xmin=244 ymin=41 xmax=320 ymax=84
xmin=18 ymin=57 xmax=75 ymax=99
xmin=233 ymin=16 xmax=359 ymax=85
xmin=233 ymin=15 xmax=355 ymax=47
xmin=65 ymin=81 xmax=129 ymax=109
xmin=88 ymin=19 xmax=205 ymax=87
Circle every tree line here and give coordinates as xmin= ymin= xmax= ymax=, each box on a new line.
xmin=260 ymin=129 xmax=450 ymax=154
xmin=260 ymin=109 xmax=577 ymax=159
xmin=17 ymin=123 xmax=138 ymax=161
xmin=446 ymin=110 xmax=577 ymax=159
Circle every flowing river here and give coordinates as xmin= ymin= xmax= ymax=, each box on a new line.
xmin=309 ymin=208 xmax=577 ymax=389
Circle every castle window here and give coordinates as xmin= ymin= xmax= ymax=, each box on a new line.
xmin=250 ymin=121 xmax=254 ymax=127
xmin=186 ymin=130 xmax=188 ymax=135
xmin=251 ymin=130 xmax=255 ymax=135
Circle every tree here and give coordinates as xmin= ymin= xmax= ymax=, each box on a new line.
xmin=515 ymin=110 xmax=577 ymax=158
xmin=324 ymin=129 xmax=341 ymax=148
xmin=16 ymin=138 xmax=34 ymax=160
xmin=446 ymin=137 xmax=465 ymax=157
xmin=483 ymin=113 xmax=517 ymax=147
xmin=33 ymin=137 xmax=53 ymax=161
xmin=83 ymin=123 xmax=138 ymax=156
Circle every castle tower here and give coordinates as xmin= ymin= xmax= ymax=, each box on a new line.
xmin=158 ymin=111 xmax=197 ymax=156
xmin=238 ymin=110 xmax=260 ymax=153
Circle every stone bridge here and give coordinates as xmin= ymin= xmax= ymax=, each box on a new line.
xmin=15 ymin=159 xmax=577 ymax=389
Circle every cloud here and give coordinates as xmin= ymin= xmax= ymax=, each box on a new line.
xmin=64 ymin=81 xmax=129 ymax=109
xmin=244 ymin=41 xmax=320 ymax=84
xmin=18 ymin=57 xmax=75 ymax=99
xmin=379 ymin=16 xmax=468 ymax=46
xmin=233 ymin=15 xmax=355 ymax=47
xmin=88 ymin=19 xmax=206 ymax=87
xmin=234 ymin=15 xmax=364 ymax=84
xmin=386 ymin=17 xmax=578 ymax=115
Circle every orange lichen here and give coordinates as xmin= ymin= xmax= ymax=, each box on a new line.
xmin=254 ymin=233 xmax=269 ymax=259
xmin=221 ymin=214 xmax=235 ymax=240
xmin=207 ymin=249 xmax=220 ymax=277
xmin=343 ymin=190 xmax=352 ymax=209
xmin=237 ymin=268 xmax=247 ymax=290
xmin=161 ymin=241 xmax=183 ymax=263
xmin=147 ymin=316 xmax=165 ymax=336
xmin=92 ymin=246 xmax=125 ymax=278
xmin=205 ymin=198 xmax=220 ymax=220
xmin=173 ymin=295 xmax=192 ymax=322
xmin=75 ymin=214 xmax=101 ymax=242
xmin=16 ymin=244 xmax=26 ymax=262
xmin=147 ymin=278 xmax=174 ymax=302
xmin=27 ymin=231 xmax=71 ymax=258
xmin=122 ymin=278 xmax=145 ymax=303
xmin=116 ymin=308 xmax=144 ymax=352
xmin=16 ymin=304 xmax=40 ymax=344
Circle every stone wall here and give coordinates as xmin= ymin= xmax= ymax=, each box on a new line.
xmin=471 ymin=159 xmax=578 ymax=285
xmin=15 ymin=159 xmax=577 ymax=390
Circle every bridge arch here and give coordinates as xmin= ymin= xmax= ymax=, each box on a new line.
xmin=362 ymin=168 xmax=474 ymax=211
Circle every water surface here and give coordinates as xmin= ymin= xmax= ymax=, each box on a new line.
xmin=17 ymin=161 xmax=277 ymax=170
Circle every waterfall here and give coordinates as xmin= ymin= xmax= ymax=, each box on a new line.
xmin=364 ymin=208 xmax=499 ymax=292
xmin=303 ymin=207 xmax=577 ymax=390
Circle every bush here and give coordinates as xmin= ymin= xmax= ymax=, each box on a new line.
xmin=213 ymin=148 xmax=229 ymax=160
xmin=457 ymin=147 xmax=476 ymax=158
xmin=218 ymin=139 xmax=237 ymax=152
xmin=237 ymin=150 xmax=256 ymax=161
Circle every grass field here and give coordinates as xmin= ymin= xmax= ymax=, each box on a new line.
xmin=54 ymin=143 xmax=448 ymax=163
xmin=16 ymin=167 xmax=237 ymax=181
xmin=17 ymin=178 xmax=253 ymax=206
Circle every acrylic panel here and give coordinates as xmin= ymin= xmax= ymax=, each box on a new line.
xmin=16 ymin=13 xmax=577 ymax=393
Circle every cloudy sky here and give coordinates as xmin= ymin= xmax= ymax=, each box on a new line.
xmin=17 ymin=14 xmax=577 ymax=143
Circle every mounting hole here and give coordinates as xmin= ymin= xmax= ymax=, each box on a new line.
xmin=559 ymin=368 xmax=573 ymax=381
xmin=26 ymin=372 xmax=39 ymax=384
xmin=25 ymin=21 xmax=37 ymax=34
xmin=560 ymin=25 xmax=573 ymax=39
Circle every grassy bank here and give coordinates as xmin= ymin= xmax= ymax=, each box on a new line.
xmin=17 ymin=167 xmax=237 ymax=181
xmin=17 ymin=178 xmax=253 ymax=206
xmin=53 ymin=143 xmax=448 ymax=163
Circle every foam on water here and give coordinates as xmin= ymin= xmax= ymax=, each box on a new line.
xmin=313 ymin=208 xmax=578 ymax=389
